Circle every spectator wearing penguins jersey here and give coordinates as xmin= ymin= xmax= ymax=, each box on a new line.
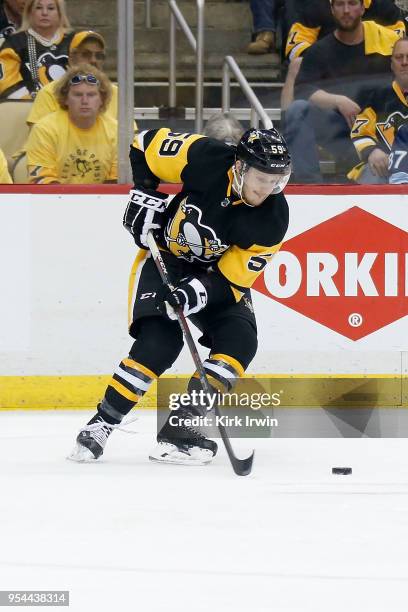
xmin=349 ymin=36 xmax=408 ymax=183
xmin=285 ymin=0 xmax=406 ymax=61
xmin=0 ymin=0 xmax=74 ymax=100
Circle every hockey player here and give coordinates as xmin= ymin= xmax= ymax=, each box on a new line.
xmin=69 ymin=127 xmax=290 ymax=466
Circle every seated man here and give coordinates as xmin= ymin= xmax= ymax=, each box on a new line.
xmin=284 ymin=0 xmax=399 ymax=183
xmin=349 ymin=37 xmax=408 ymax=183
xmin=285 ymin=0 xmax=406 ymax=60
xmin=25 ymin=64 xmax=117 ymax=184
xmin=281 ymin=0 xmax=406 ymax=109
xmin=26 ymin=30 xmax=125 ymax=127
xmin=0 ymin=146 xmax=12 ymax=182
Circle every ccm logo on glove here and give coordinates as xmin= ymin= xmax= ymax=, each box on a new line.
xmin=123 ymin=187 xmax=168 ymax=249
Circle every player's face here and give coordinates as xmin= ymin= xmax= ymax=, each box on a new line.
xmin=391 ymin=41 xmax=408 ymax=89
xmin=30 ymin=0 xmax=60 ymax=35
xmin=71 ymin=41 xmax=106 ymax=70
xmin=241 ymin=164 xmax=284 ymax=207
xmin=67 ymin=82 xmax=102 ymax=122
xmin=331 ymin=0 xmax=364 ymax=32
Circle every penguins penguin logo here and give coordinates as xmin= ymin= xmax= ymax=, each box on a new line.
xmin=166 ymin=198 xmax=228 ymax=262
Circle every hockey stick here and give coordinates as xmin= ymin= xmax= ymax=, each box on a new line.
xmin=147 ymin=231 xmax=254 ymax=476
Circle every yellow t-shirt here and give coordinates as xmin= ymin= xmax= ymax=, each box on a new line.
xmin=26 ymin=108 xmax=117 ymax=184
xmin=27 ymin=80 xmax=119 ymax=126
xmin=0 ymin=148 xmax=12 ymax=183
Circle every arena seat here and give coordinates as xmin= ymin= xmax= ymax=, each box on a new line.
xmin=0 ymin=100 xmax=33 ymax=165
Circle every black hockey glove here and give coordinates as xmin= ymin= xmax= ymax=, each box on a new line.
xmin=156 ymin=276 xmax=208 ymax=320
xmin=123 ymin=187 xmax=168 ymax=248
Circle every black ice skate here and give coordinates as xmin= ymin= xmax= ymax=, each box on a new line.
xmin=149 ymin=408 xmax=218 ymax=466
xmin=68 ymin=415 xmax=113 ymax=462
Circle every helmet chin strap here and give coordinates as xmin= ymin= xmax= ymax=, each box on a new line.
xmin=232 ymin=162 xmax=253 ymax=207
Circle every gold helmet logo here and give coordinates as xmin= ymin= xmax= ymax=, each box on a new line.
xmin=247 ymin=132 xmax=259 ymax=144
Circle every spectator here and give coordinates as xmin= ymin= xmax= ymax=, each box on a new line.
xmin=284 ymin=0 xmax=400 ymax=183
xmin=247 ymin=0 xmax=278 ymax=54
xmin=27 ymin=30 xmax=120 ymax=126
xmin=349 ymin=36 xmax=408 ymax=183
xmin=203 ymin=111 xmax=245 ymax=145
xmin=25 ymin=64 xmax=117 ymax=184
xmin=0 ymin=146 xmax=12 ymax=182
xmin=0 ymin=0 xmax=73 ymax=100
xmin=0 ymin=0 xmax=25 ymax=46
xmin=281 ymin=0 xmax=406 ymax=109
xmin=389 ymin=123 xmax=408 ymax=183
xmin=285 ymin=0 xmax=406 ymax=61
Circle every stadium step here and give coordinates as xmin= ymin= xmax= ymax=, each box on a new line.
xmin=67 ymin=0 xmax=283 ymax=107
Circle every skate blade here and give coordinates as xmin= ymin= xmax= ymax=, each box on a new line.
xmin=149 ymin=454 xmax=211 ymax=466
xmin=66 ymin=443 xmax=98 ymax=463
xmin=149 ymin=442 xmax=213 ymax=466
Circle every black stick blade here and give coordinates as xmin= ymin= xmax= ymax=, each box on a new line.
xmin=232 ymin=451 xmax=255 ymax=476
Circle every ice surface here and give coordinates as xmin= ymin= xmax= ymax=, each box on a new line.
xmin=0 ymin=411 xmax=408 ymax=611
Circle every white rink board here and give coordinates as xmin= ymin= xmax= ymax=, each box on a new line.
xmin=0 ymin=191 xmax=407 ymax=376
xmin=0 ymin=196 xmax=31 ymax=351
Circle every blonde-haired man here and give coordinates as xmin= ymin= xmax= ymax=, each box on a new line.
xmin=27 ymin=30 xmax=122 ymax=126
xmin=26 ymin=64 xmax=117 ymax=184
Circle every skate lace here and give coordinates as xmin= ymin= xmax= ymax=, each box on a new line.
xmin=83 ymin=415 xmax=139 ymax=439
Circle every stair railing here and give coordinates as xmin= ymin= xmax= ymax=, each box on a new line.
xmin=222 ymin=55 xmax=273 ymax=129
xmin=168 ymin=0 xmax=204 ymax=132
xmin=145 ymin=0 xmax=151 ymax=27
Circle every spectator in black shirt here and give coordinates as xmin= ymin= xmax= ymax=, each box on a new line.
xmin=284 ymin=0 xmax=400 ymax=183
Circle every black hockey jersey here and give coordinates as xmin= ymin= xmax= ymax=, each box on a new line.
xmin=0 ymin=30 xmax=74 ymax=99
xmin=286 ymin=0 xmax=406 ymax=59
xmin=348 ymin=80 xmax=408 ymax=179
xmin=389 ymin=123 xmax=408 ymax=182
xmin=130 ymin=128 xmax=289 ymax=301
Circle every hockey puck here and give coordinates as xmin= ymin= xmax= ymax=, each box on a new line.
xmin=332 ymin=467 xmax=352 ymax=475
